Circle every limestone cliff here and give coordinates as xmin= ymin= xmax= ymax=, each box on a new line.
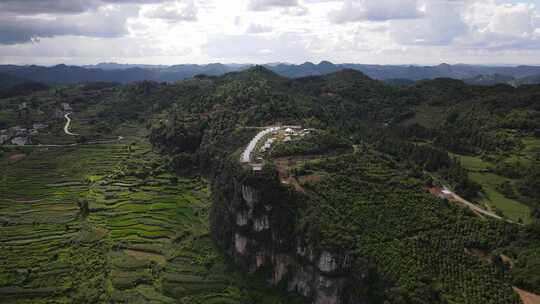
xmin=210 ymin=163 xmax=363 ymax=304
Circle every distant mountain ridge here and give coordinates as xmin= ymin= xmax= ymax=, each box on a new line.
xmin=1 ymin=61 xmax=540 ymax=85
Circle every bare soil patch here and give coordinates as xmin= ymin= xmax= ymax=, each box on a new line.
xmin=464 ymin=248 xmax=491 ymax=263
xmin=514 ymin=287 xmax=540 ymax=304
xmin=7 ymin=153 xmax=26 ymax=163
xmin=274 ymin=156 xmax=323 ymax=193
xmin=501 ymin=254 xmax=514 ymax=269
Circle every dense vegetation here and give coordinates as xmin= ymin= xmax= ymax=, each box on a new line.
xmin=270 ymin=130 xmax=352 ymax=157
xmin=4 ymin=62 xmax=540 ymax=85
xmin=1 ymin=66 xmax=539 ymax=303
xmin=147 ymin=67 xmax=540 ymax=303
xmin=296 ymin=150 xmax=522 ymax=303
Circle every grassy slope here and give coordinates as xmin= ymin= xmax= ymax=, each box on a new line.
xmin=450 ymin=152 xmax=531 ymax=223
xmin=0 ymin=139 xmax=302 ymax=303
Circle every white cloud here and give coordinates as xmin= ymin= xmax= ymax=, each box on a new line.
xmin=329 ymin=0 xmax=424 ymax=23
xmin=206 ymin=32 xmax=312 ymax=62
xmin=246 ymin=23 xmax=273 ymax=34
xmin=459 ymin=1 xmax=540 ymax=50
xmin=487 ymin=3 xmax=537 ymax=36
xmin=247 ymin=0 xmax=299 ymax=11
xmin=2 ymin=0 xmax=540 ymax=65
xmin=144 ymin=0 xmax=198 ymax=22
xmin=282 ymin=5 xmax=309 ymax=16
xmin=389 ymin=0 xmax=467 ymax=45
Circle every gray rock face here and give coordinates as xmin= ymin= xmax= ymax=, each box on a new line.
xmin=241 ymin=184 xmax=257 ymax=207
xmin=215 ymin=180 xmax=358 ymax=304
xmin=318 ymin=252 xmax=338 ymax=273
xmin=236 ymin=212 xmax=248 ymax=226
xmin=253 ymin=215 xmax=270 ymax=232
xmin=234 ymin=233 xmax=248 ymax=255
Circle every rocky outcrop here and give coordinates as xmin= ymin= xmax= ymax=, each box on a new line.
xmin=210 ymin=166 xmax=361 ymax=304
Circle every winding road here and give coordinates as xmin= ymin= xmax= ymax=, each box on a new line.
xmin=63 ymin=113 xmax=77 ymax=136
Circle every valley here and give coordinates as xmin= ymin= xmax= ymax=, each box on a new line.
xmin=2 ymin=0 xmax=540 ymax=302
xmin=0 ymin=66 xmax=539 ymax=304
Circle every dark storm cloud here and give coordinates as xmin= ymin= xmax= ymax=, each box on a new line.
xmin=0 ymin=0 xmax=98 ymax=15
xmin=0 ymin=0 xmax=162 ymax=15
xmin=0 ymin=9 xmax=130 ymax=44
xmin=0 ymin=0 xmax=162 ymax=44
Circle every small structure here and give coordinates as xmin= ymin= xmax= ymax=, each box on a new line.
xmin=61 ymin=103 xmax=72 ymax=111
xmin=441 ymin=187 xmax=454 ymax=199
xmin=240 ymin=125 xmax=305 ymax=171
xmin=33 ymin=123 xmax=48 ymax=130
xmin=240 ymin=126 xmax=280 ymax=164
xmin=11 ymin=126 xmax=28 ymax=137
xmin=11 ymin=137 xmax=30 ymax=146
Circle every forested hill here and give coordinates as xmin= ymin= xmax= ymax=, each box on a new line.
xmin=3 ymin=62 xmax=540 ymax=86
xmin=150 ymin=66 xmax=540 ymax=213
xmin=1 ymin=66 xmax=539 ymax=304
xmin=147 ymin=67 xmax=540 ymax=303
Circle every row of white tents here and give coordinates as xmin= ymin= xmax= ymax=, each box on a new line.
xmin=240 ymin=127 xmax=281 ymax=163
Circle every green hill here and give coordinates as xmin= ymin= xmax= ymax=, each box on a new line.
xmin=1 ymin=66 xmax=539 ymax=304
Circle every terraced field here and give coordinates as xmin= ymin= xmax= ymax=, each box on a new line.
xmin=0 ymin=141 xmax=301 ymax=303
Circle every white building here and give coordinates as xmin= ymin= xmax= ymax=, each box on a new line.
xmin=241 ymin=126 xmax=280 ymax=163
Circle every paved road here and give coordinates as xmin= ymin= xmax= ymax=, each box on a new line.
xmin=63 ymin=113 xmax=77 ymax=136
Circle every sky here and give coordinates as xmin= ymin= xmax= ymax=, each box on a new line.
xmin=0 ymin=0 xmax=540 ymax=65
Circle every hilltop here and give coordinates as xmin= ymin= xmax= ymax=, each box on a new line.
xmin=0 ymin=66 xmax=539 ymax=304
xmin=3 ymin=62 xmax=540 ymax=87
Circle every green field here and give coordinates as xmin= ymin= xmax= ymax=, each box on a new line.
xmin=451 ymin=153 xmax=532 ymax=223
xmin=517 ymin=137 xmax=540 ymax=164
xmin=0 ymin=140 xmax=302 ymax=303
xmin=452 ymin=153 xmax=492 ymax=171
xmin=470 ymin=172 xmax=531 ymax=223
